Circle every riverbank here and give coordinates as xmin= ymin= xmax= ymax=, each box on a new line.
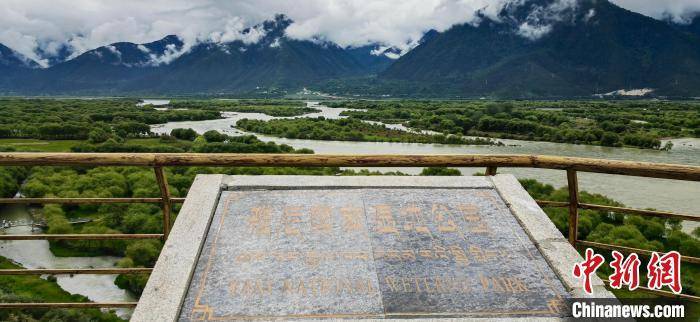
xmin=0 ymin=254 xmax=124 ymax=321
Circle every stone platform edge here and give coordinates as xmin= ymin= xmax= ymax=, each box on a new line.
xmin=132 ymin=174 xmax=225 ymax=322
xmin=131 ymin=174 xmax=615 ymax=322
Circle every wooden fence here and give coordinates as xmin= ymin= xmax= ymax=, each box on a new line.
xmin=0 ymin=152 xmax=698 ymax=308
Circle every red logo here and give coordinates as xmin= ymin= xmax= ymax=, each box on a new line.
xmin=647 ymin=251 xmax=682 ymax=294
xmin=573 ymin=248 xmax=683 ymax=294
xmin=608 ymin=251 xmax=641 ymax=290
xmin=572 ymin=248 xmax=605 ymax=294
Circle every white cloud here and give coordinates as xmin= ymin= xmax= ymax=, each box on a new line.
xmin=610 ymin=0 xmax=700 ymax=23
xmin=208 ymin=17 xmax=267 ymax=45
xmin=584 ymin=9 xmax=596 ymax=23
xmin=148 ymin=43 xmax=189 ymax=66
xmin=0 ymin=0 xmax=698 ymax=67
xmin=517 ymin=23 xmax=552 ymax=40
xmin=105 ymin=45 xmax=121 ymax=60
xmin=269 ymin=38 xmax=281 ymax=48
xmin=0 ymin=0 xmax=515 ymax=66
xmin=514 ymin=0 xmax=579 ymax=40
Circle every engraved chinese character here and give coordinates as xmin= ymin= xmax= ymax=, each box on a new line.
xmin=449 ymin=245 xmax=470 ymax=265
xmin=310 ymin=205 xmax=332 ymax=234
xmin=418 ymin=249 xmax=434 ymax=259
xmin=385 ymin=249 xmax=402 ymax=261
xmin=247 ymin=206 xmax=272 ymax=237
xmin=401 ymin=250 xmax=416 ymax=261
xmin=459 ymin=204 xmax=489 ymax=234
xmin=305 ymin=251 xmax=322 ymax=268
xmin=434 ymin=245 xmax=450 ymax=259
xmin=469 ymin=245 xmax=497 ymax=262
xmin=374 ymin=204 xmax=398 ymax=234
xmin=432 ymin=203 xmax=457 ymax=232
xmin=548 ymin=298 xmax=566 ymax=314
xmin=283 ymin=206 xmax=304 ymax=237
xmin=401 ymin=204 xmax=430 ymax=234
xmin=340 ymin=206 xmax=364 ymax=232
xmin=459 ymin=204 xmax=478 ymax=216
xmin=474 ymin=190 xmax=499 ymax=205
xmin=469 ymin=245 xmax=485 ymax=262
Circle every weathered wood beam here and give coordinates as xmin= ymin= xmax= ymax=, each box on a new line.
xmin=0 ymin=234 xmax=163 ymax=240
xmin=0 ymin=268 xmax=152 ymax=275
xmin=579 ymin=203 xmax=700 ymax=222
xmin=0 ymin=197 xmax=163 ymax=204
xmin=154 ymin=166 xmax=172 ymax=239
xmin=0 ymin=302 xmax=138 ymax=308
xmin=567 ymin=170 xmax=579 ymax=246
xmin=577 ymin=240 xmax=700 ymax=265
xmin=0 ymin=153 xmax=697 ymax=181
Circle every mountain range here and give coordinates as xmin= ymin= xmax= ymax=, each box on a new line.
xmin=2 ymin=0 xmax=700 ymax=98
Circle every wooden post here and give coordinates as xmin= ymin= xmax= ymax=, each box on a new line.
xmin=154 ymin=167 xmax=172 ymax=240
xmin=566 ymin=169 xmax=579 ymax=246
xmin=485 ymin=166 xmax=498 ymax=176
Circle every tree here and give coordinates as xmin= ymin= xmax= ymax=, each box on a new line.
xmin=170 ymin=128 xmax=198 ymax=141
xmin=88 ymin=128 xmax=111 ymax=144
xmin=600 ymin=132 xmax=619 ymax=147
xmin=125 ymin=240 xmax=162 ymax=267
xmin=44 ymin=205 xmax=73 ymax=235
xmin=203 ymin=130 xmax=227 ymax=143
xmin=420 ymin=167 xmax=461 ymax=176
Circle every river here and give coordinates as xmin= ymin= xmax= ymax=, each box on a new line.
xmin=151 ymin=101 xmax=700 ymax=218
xmin=0 ymin=204 xmax=136 ymax=319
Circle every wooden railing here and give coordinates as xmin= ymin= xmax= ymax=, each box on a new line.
xmin=0 ymin=152 xmax=698 ymax=308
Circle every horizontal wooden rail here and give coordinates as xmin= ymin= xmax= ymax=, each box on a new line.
xmin=0 ymin=234 xmax=163 ymax=240
xmin=0 ymin=302 xmax=138 ymax=308
xmin=536 ymin=200 xmax=569 ymax=208
xmin=0 ymin=268 xmax=152 ymax=275
xmin=577 ymin=240 xmax=700 ymax=265
xmin=1 ymin=153 xmax=699 ymax=181
xmin=0 ymin=197 xmax=162 ymax=204
xmin=579 ymin=203 xmax=700 ymax=222
xmin=0 ymin=197 xmax=186 ymax=204
xmin=602 ymin=279 xmax=700 ymax=302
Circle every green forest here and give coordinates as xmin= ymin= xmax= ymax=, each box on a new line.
xmin=328 ymin=100 xmax=700 ymax=149
xmin=167 ymin=99 xmax=319 ymax=117
xmin=237 ymin=118 xmax=499 ymax=145
xmin=0 ymin=98 xmax=698 ymax=320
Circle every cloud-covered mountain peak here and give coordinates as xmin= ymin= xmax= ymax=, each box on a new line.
xmin=0 ymin=43 xmax=39 ymax=69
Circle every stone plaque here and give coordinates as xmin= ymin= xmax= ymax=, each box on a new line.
xmin=178 ymin=188 xmax=569 ymax=321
